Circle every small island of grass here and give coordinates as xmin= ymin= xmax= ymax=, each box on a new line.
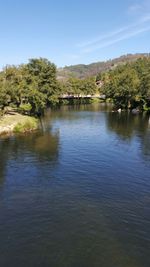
xmin=0 ymin=110 xmax=38 ymax=135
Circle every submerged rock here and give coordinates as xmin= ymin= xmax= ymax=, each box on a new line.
xmin=132 ymin=108 xmax=140 ymax=114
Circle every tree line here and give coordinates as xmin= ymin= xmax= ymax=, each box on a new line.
xmin=98 ymin=57 xmax=150 ymax=110
xmin=0 ymin=57 xmax=150 ymax=116
xmin=0 ymin=58 xmax=97 ymax=116
xmin=0 ymin=58 xmax=59 ymax=115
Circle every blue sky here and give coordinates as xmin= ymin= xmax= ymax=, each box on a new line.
xmin=0 ymin=0 xmax=150 ymax=68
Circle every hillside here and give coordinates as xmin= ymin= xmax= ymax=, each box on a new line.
xmin=57 ymin=53 xmax=150 ymax=80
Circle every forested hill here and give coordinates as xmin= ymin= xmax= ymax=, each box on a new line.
xmin=57 ymin=53 xmax=150 ymax=79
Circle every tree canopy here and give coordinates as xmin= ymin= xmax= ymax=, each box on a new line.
xmin=0 ymin=58 xmax=59 ymax=115
xmin=100 ymin=58 xmax=150 ymax=110
xmin=0 ymin=56 xmax=150 ymax=115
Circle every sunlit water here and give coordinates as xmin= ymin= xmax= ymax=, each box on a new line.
xmin=0 ymin=104 xmax=150 ymax=267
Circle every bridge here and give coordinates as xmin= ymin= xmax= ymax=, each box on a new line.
xmin=60 ymin=94 xmax=106 ymax=99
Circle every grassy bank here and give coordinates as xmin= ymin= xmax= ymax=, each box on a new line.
xmin=0 ymin=112 xmax=38 ymax=135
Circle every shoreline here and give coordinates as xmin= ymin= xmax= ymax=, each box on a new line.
xmin=0 ymin=112 xmax=38 ymax=136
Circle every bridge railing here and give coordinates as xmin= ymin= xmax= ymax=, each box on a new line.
xmin=60 ymin=94 xmax=106 ymax=99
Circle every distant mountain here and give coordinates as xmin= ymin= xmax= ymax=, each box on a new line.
xmin=57 ymin=53 xmax=150 ymax=80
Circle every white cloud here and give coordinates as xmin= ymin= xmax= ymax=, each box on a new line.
xmin=128 ymin=0 xmax=150 ymax=15
xmin=76 ymin=10 xmax=150 ymax=54
xmin=128 ymin=3 xmax=142 ymax=15
xmin=77 ymin=27 xmax=129 ymax=48
xmin=140 ymin=13 xmax=150 ymax=22
xmin=77 ymin=12 xmax=150 ymax=50
xmin=82 ymin=25 xmax=150 ymax=53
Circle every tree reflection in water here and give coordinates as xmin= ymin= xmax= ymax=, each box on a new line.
xmin=0 ymin=129 xmax=59 ymax=187
xmin=106 ymin=111 xmax=150 ymax=159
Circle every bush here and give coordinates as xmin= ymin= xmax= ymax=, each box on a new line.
xmin=19 ymin=103 xmax=32 ymax=115
xmin=13 ymin=118 xmax=38 ymax=133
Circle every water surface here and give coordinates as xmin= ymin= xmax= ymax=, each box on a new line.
xmin=0 ymin=104 xmax=150 ymax=267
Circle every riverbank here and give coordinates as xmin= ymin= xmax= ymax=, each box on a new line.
xmin=0 ymin=112 xmax=38 ymax=135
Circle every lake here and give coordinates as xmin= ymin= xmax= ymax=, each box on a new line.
xmin=0 ymin=104 xmax=150 ymax=267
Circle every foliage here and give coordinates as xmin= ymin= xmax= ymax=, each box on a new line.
xmin=62 ymin=77 xmax=97 ymax=96
xmin=0 ymin=58 xmax=58 ymax=115
xmin=13 ymin=118 xmax=38 ymax=133
xmin=19 ymin=103 xmax=32 ymax=114
xmin=101 ymin=58 xmax=150 ymax=109
xmin=0 ymin=56 xmax=150 ymax=114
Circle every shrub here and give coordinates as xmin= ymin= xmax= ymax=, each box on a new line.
xmin=13 ymin=118 xmax=38 ymax=133
xmin=19 ymin=103 xmax=32 ymax=115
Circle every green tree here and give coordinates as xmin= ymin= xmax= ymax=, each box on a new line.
xmin=26 ymin=58 xmax=58 ymax=105
xmin=102 ymin=64 xmax=140 ymax=108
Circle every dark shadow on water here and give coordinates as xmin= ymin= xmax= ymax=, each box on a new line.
xmin=106 ymin=111 xmax=150 ymax=159
xmin=0 ymin=129 xmax=60 ymax=187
